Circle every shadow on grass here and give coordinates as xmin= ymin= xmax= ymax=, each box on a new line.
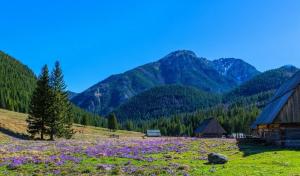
xmin=236 ymin=139 xmax=300 ymax=157
xmin=0 ymin=127 xmax=30 ymax=140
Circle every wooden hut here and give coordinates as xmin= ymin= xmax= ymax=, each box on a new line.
xmin=194 ymin=118 xmax=226 ymax=138
xmin=146 ymin=130 xmax=161 ymax=137
xmin=251 ymin=71 xmax=300 ymax=147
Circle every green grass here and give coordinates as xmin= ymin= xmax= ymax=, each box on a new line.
xmin=1 ymin=109 xmax=300 ymax=175
xmin=1 ymin=139 xmax=300 ymax=175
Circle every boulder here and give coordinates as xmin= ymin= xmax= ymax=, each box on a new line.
xmin=208 ymin=153 xmax=228 ymax=164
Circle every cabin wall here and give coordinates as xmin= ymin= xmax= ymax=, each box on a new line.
xmin=258 ymin=124 xmax=300 ymax=147
xmin=275 ymin=85 xmax=300 ymax=123
xmin=258 ymin=128 xmax=280 ymax=144
xmin=284 ymin=128 xmax=300 ymax=147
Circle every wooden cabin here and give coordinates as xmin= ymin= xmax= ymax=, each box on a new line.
xmin=146 ymin=130 xmax=161 ymax=137
xmin=194 ymin=118 xmax=226 ymax=138
xmin=251 ymin=71 xmax=300 ymax=147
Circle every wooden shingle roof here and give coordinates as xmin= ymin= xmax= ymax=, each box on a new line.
xmin=194 ymin=118 xmax=226 ymax=134
xmin=251 ymin=71 xmax=300 ymax=128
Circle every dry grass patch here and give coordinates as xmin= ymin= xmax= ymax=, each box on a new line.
xmin=0 ymin=108 xmax=143 ymax=139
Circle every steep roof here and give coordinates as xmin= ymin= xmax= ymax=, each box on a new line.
xmin=251 ymin=71 xmax=300 ymax=128
xmin=194 ymin=118 xmax=226 ymax=134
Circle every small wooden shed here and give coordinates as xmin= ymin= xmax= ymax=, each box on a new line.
xmin=194 ymin=118 xmax=226 ymax=138
xmin=251 ymin=71 xmax=300 ymax=147
xmin=146 ymin=130 xmax=161 ymax=137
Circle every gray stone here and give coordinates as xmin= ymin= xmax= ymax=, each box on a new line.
xmin=97 ymin=164 xmax=114 ymax=171
xmin=208 ymin=153 xmax=228 ymax=164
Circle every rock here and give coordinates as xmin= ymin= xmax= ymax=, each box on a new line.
xmin=97 ymin=164 xmax=114 ymax=171
xmin=208 ymin=153 xmax=228 ymax=164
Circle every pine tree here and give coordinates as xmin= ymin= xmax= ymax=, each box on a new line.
xmin=49 ymin=61 xmax=74 ymax=139
xmin=108 ymin=113 xmax=118 ymax=131
xmin=27 ymin=65 xmax=51 ymax=140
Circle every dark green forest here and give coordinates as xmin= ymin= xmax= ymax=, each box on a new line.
xmin=224 ymin=66 xmax=299 ymax=106
xmin=115 ymin=85 xmax=221 ymax=121
xmin=72 ymin=104 xmax=107 ymax=127
xmin=0 ymin=51 xmax=36 ymax=112
xmin=121 ymin=105 xmax=260 ymax=136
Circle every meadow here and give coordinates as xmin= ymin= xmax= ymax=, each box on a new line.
xmin=1 ymin=109 xmax=300 ymax=176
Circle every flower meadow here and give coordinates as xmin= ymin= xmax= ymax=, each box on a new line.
xmin=0 ymin=137 xmax=201 ymax=175
xmin=1 ymin=137 xmax=300 ymax=176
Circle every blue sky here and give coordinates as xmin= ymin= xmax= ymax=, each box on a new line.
xmin=1 ymin=0 xmax=300 ymax=92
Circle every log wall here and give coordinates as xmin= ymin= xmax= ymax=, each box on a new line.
xmin=275 ymin=85 xmax=300 ymax=123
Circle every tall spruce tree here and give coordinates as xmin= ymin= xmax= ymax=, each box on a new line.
xmin=49 ymin=61 xmax=74 ymax=139
xmin=108 ymin=113 xmax=118 ymax=131
xmin=27 ymin=65 xmax=51 ymax=140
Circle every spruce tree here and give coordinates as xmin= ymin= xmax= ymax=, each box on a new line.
xmin=108 ymin=113 xmax=118 ymax=131
xmin=27 ymin=65 xmax=51 ymax=140
xmin=49 ymin=61 xmax=74 ymax=139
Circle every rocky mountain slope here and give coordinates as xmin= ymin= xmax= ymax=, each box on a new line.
xmin=71 ymin=50 xmax=259 ymax=115
xmin=213 ymin=58 xmax=260 ymax=84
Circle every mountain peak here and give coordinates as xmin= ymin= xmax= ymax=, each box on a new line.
xmin=217 ymin=58 xmax=242 ymax=62
xmin=280 ymin=65 xmax=297 ymax=70
xmin=164 ymin=50 xmax=197 ymax=59
xmin=213 ymin=58 xmax=260 ymax=85
xmin=72 ymin=50 xmax=259 ymax=115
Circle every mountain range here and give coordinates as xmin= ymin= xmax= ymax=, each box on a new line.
xmin=1 ymin=49 xmax=299 ymax=122
xmin=71 ymin=50 xmax=260 ymax=115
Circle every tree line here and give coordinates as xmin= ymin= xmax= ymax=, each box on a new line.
xmin=27 ymin=62 xmax=73 ymax=140
xmin=120 ymin=105 xmax=260 ymax=136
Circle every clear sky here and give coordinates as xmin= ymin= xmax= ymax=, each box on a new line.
xmin=1 ymin=0 xmax=300 ymax=92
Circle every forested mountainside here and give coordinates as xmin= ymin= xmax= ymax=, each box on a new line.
xmin=71 ymin=50 xmax=259 ymax=115
xmin=114 ymin=85 xmax=221 ymax=121
xmin=116 ymin=66 xmax=299 ymax=135
xmin=122 ymin=104 xmax=260 ymax=136
xmin=0 ymin=51 xmax=36 ymax=112
xmin=225 ymin=65 xmax=299 ymax=107
xmin=0 ymin=51 xmax=106 ymax=127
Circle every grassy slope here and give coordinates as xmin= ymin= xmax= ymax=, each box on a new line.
xmin=0 ymin=108 xmax=143 ymax=141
